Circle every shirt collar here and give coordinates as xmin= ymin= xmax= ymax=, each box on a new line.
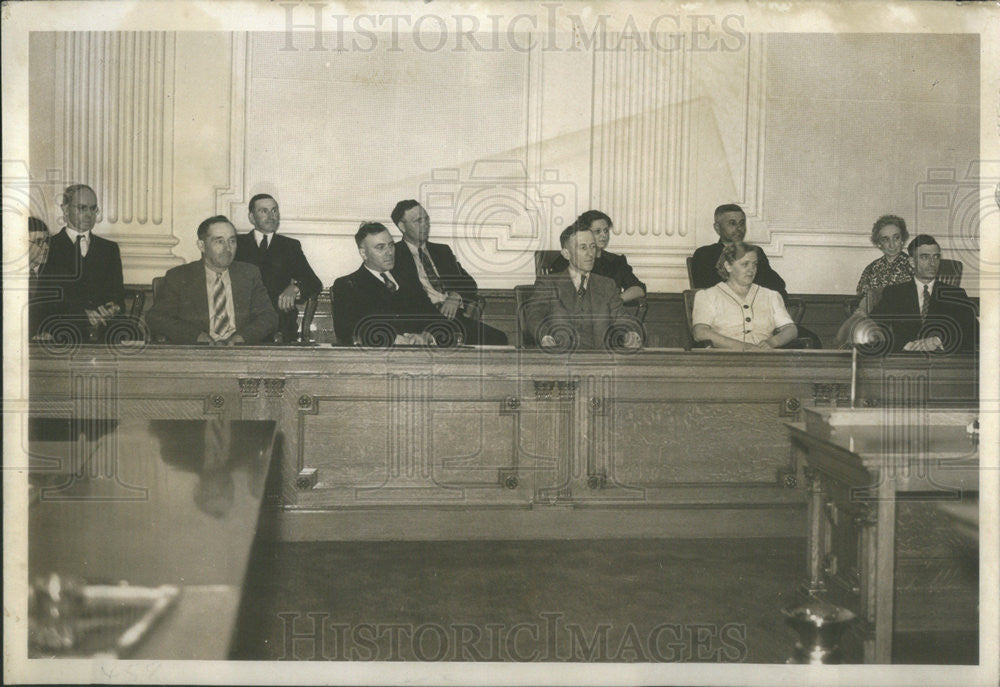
xmin=253 ymin=229 xmax=274 ymax=246
xmin=65 ymin=227 xmax=90 ymax=243
xmin=916 ymin=277 xmax=936 ymax=293
xmin=718 ymin=281 xmax=758 ymax=302
xmin=567 ymin=265 xmax=589 ymax=290
xmin=404 ymin=239 xmax=425 ymax=256
xmin=203 ymin=259 xmax=230 ymax=279
xmin=365 ymin=265 xmax=397 ymax=286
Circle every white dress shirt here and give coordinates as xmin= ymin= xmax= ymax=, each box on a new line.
xmin=366 ymin=266 xmax=399 ymax=290
xmin=404 ymin=241 xmax=447 ymax=305
xmin=568 ymin=266 xmax=589 ymax=292
xmin=253 ymin=229 xmax=273 ymax=249
xmin=915 ymin=278 xmax=936 ymax=312
xmin=64 ymin=227 xmax=90 ymax=257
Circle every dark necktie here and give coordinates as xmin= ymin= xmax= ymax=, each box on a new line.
xmin=577 ymin=275 xmax=587 ymax=298
xmin=921 ymin=284 xmax=930 ymax=322
xmin=381 ymin=272 xmax=397 ymax=293
xmin=419 ymin=247 xmax=446 ymax=293
xmin=75 ymin=234 xmax=83 ymax=260
xmin=259 ymin=234 xmax=268 ymax=257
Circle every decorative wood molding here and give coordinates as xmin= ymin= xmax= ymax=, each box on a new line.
xmin=54 ymin=32 xmax=179 ymax=279
xmin=218 ymin=34 xmax=554 ymax=265
xmin=589 ymin=32 xmax=693 ymax=239
xmin=55 ymin=33 xmax=175 ymax=229
xmin=215 ymin=32 xmax=249 ymax=219
xmin=740 ymin=34 xmax=767 ymax=220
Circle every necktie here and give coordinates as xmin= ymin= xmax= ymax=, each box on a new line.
xmin=212 ymin=272 xmax=232 ymax=338
xmin=921 ymin=284 xmax=930 ymax=322
xmin=75 ymin=233 xmax=87 ymax=259
xmin=259 ymin=234 xmax=268 ymax=256
xmin=419 ymin=247 xmax=446 ymax=293
xmin=577 ymin=275 xmax=587 ymax=298
xmin=381 ymin=272 xmax=397 ymax=293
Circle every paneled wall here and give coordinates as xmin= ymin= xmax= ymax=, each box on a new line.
xmin=29 ymin=31 xmax=979 ymax=293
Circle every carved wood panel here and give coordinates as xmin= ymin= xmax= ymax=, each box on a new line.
xmin=607 ymin=400 xmax=792 ymax=485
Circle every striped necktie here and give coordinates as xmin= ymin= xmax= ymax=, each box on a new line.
xmin=921 ymin=284 xmax=930 ymax=322
xmin=212 ymin=272 xmax=231 ymax=338
xmin=381 ymin=272 xmax=397 ymax=293
xmin=419 ymin=247 xmax=446 ymax=293
xmin=577 ymin=275 xmax=587 ymax=298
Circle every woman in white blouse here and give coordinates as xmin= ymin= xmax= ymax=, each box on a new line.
xmin=691 ymin=242 xmax=798 ymax=350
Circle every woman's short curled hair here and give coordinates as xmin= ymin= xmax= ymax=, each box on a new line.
xmin=715 ymin=242 xmax=760 ymax=281
xmin=870 ymin=215 xmax=908 ymax=247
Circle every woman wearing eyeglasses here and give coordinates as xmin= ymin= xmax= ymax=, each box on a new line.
xmin=855 ymin=215 xmax=914 ymax=313
xmin=836 ymin=214 xmax=915 ymax=347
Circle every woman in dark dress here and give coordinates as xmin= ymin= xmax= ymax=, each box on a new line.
xmin=550 ymin=210 xmax=646 ymax=304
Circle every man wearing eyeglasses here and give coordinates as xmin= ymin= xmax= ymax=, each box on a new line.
xmin=28 ymin=217 xmax=53 ymax=338
xmin=40 ymin=184 xmax=125 ymax=342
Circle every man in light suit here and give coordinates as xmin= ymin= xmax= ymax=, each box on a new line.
xmin=147 ymin=216 xmax=278 ymax=345
xmin=234 ymin=194 xmax=323 ymax=342
xmin=526 ymin=223 xmax=642 ymax=350
xmin=39 ymin=184 xmax=126 ymax=341
xmin=869 ymin=234 xmax=978 ymax=353
xmin=390 ymin=199 xmax=507 ymax=345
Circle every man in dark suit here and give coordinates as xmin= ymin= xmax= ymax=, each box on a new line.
xmin=690 ymin=204 xmax=788 ymax=298
xmin=390 ymin=199 xmax=507 ymax=345
xmin=38 ymin=184 xmax=125 ymax=342
xmin=526 ymin=223 xmax=642 ymax=350
xmin=332 ymin=222 xmax=461 ymax=346
xmin=869 ymin=234 xmax=978 ymax=353
xmin=234 ymin=194 xmax=323 ymax=342
xmin=146 ymin=216 xmax=278 ymax=345
xmin=28 ymin=217 xmax=53 ymax=338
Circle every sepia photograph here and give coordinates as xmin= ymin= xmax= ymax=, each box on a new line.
xmin=3 ymin=1 xmax=998 ymax=684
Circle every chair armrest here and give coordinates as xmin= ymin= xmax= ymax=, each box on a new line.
xmin=631 ymin=296 xmax=648 ymax=324
xmin=785 ymin=297 xmax=806 ymax=325
xmin=463 ymin=295 xmax=486 ymax=321
xmin=299 ymin=295 xmax=318 ymax=342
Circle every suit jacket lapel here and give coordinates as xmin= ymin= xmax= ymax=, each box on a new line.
xmin=48 ymin=229 xmax=76 ymax=273
xmin=230 ymin=264 xmax=249 ymax=324
xmin=194 ymin=262 xmax=211 ymax=327
xmin=396 ymin=243 xmax=418 ymax=282
xmin=909 ymin=280 xmax=924 ymax=315
xmin=556 ymin=273 xmax=577 ymax=311
xmin=358 ymin=267 xmax=392 ymax=309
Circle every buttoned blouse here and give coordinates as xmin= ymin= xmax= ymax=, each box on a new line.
xmin=692 ymin=282 xmax=793 ymax=345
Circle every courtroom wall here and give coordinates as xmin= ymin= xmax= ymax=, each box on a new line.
xmin=28 ymin=30 xmax=980 ymax=294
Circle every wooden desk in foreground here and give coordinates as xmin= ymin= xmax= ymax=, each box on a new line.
xmin=27 ymin=420 xmax=276 ymax=659
xmin=27 ymin=346 xmax=978 ymax=542
xmin=787 ymin=407 xmax=979 ymax=664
